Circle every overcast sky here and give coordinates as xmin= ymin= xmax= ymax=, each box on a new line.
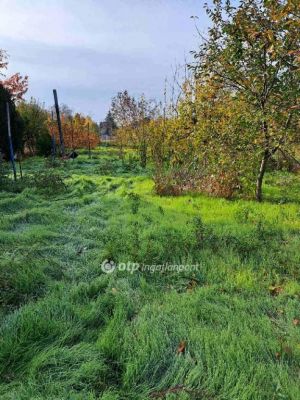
xmin=0 ymin=0 xmax=209 ymax=120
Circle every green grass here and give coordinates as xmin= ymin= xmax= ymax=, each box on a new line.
xmin=0 ymin=147 xmax=299 ymax=399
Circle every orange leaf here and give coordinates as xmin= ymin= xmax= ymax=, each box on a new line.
xmin=177 ymin=341 xmax=186 ymax=355
xmin=269 ymin=286 xmax=283 ymax=296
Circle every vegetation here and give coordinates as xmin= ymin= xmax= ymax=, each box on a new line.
xmin=0 ymin=1 xmax=300 ymax=398
xmin=0 ymin=147 xmax=299 ymax=399
xmin=0 ymin=53 xmax=99 ymax=161
xmin=0 ymin=49 xmax=28 ymax=102
xmin=0 ymin=85 xmax=23 ymax=158
xmin=109 ymin=0 xmax=300 ymax=201
xmin=18 ymin=99 xmax=52 ymax=156
xmin=191 ymin=0 xmax=300 ymax=201
xmin=47 ymin=111 xmax=100 ymax=155
xmin=111 ymin=91 xmax=158 ymax=167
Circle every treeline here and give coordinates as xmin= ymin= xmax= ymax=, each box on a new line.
xmin=47 ymin=107 xmax=99 ymax=155
xmin=107 ymin=0 xmax=300 ymax=201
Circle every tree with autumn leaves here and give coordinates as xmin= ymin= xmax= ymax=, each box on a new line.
xmin=0 ymin=50 xmax=28 ymax=101
xmin=152 ymin=78 xmax=258 ymax=198
xmin=111 ymin=1 xmax=299 ymax=201
xmin=144 ymin=0 xmax=300 ymax=200
xmin=0 ymin=50 xmax=27 ymax=158
xmin=48 ymin=112 xmax=100 ymax=154
xmin=111 ymin=90 xmax=159 ymax=167
xmin=190 ymin=0 xmax=300 ymax=201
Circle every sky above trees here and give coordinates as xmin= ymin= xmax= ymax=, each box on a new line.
xmin=0 ymin=0 xmax=209 ymax=120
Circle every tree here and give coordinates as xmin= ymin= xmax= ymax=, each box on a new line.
xmin=100 ymin=111 xmax=117 ymax=137
xmin=60 ymin=104 xmax=73 ymax=119
xmin=0 ymin=85 xmax=24 ymax=159
xmin=48 ymin=112 xmax=100 ymax=151
xmin=0 ymin=50 xmax=28 ymax=101
xmin=111 ymin=91 xmax=158 ymax=167
xmin=0 ymin=50 xmax=8 ymax=73
xmin=18 ymin=99 xmax=51 ymax=156
xmin=0 ymin=49 xmax=27 ymax=159
xmin=191 ymin=0 xmax=300 ymax=201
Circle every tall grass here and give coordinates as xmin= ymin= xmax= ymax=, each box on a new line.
xmin=0 ymin=148 xmax=299 ymax=399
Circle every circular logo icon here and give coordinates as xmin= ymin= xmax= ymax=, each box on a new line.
xmin=101 ymin=259 xmax=116 ymax=274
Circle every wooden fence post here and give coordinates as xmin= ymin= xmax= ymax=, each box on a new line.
xmin=51 ymin=110 xmax=56 ymax=160
xmin=53 ymin=89 xmax=65 ymax=157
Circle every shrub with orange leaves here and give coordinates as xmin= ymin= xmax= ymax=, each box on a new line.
xmin=48 ymin=112 xmax=100 ymax=152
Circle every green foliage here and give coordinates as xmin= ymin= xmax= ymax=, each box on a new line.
xmin=18 ymin=99 xmax=51 ymax=156
xmin=190 ymin=0 xmax=300 ymax=201
xmin=0 ymin=168 xmax=67 ymax=195
xmin=0 ymin=85 xmax=24 ymax=158
xmin=111 ymin=91 xmax=159 ymax=168
xmin=104 ymin=0 xmax=300 ymax=202
xmin=30 ymin=170 xmax=66 ymax=195
xmin=36 ymin=131 xmax=52 ymax=156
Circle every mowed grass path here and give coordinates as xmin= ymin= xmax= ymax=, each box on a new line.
xmin=0 ymin=147 xmax=299 ymax=399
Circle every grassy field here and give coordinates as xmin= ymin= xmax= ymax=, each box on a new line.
xmin=0 ymin=147 xmax=300 ymax=400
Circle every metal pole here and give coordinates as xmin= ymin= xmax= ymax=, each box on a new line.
xmin=53 ymin=89 xmax=65 ymax=157
xmin=6 ymin=102 xmax=17 ymax=181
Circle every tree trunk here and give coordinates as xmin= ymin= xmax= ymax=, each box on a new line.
xmin=256 ymin=150 xmax=269 ymax=202
xmin=255 ymin=115 xmax=270 ymax=202
xmin=140 ymin=142 xmax=147 ymax=168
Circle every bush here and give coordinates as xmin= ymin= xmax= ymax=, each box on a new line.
xmin=154 ymin=171 xmax=182 ymax=196
xmin=154 ymin=167 xmax=241 ymax=199
xmin=199 ymin=171 xmax=240 ymax=199
xmin=31 ymin=170 xmax=66 ymax=195
xmin=18 ymin=99 xmax=51 ymax=156
xmin=36 ymin=132 xmax=52 ymax=156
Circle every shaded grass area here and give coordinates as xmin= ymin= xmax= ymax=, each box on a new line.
xmin=0 ymin=147 xmax=300 ymax=399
